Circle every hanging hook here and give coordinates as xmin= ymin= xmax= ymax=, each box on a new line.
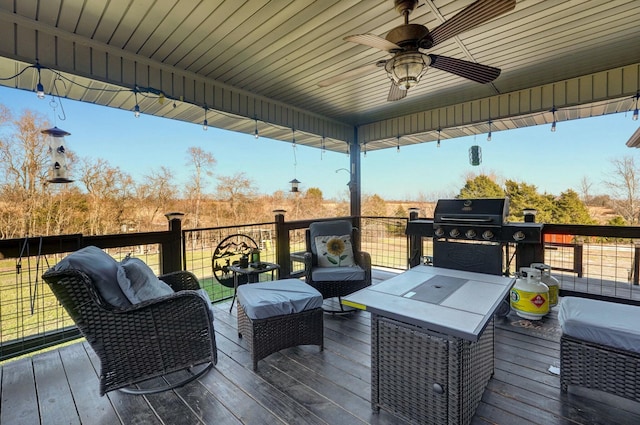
xmin=51 ymin=76 xmax=67 ymax=121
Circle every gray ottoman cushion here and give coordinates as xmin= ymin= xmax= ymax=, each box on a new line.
xmin=559 ymin=296 xmax=640 ymax=354
xmin=237 ymin=279 xmax=322 ymax=320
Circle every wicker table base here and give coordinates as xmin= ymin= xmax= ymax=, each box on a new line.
xmin=371 ymin=314 xmax=494 ymax=425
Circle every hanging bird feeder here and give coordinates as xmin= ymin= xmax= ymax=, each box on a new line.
xmin=42 ymin=126 xmax=73 ymax=183
xmin=289 ymin=178 xmax=300 ymax=193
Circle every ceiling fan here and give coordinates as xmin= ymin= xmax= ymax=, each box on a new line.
xmin=319 ymin=0 xmax=516 ymax=101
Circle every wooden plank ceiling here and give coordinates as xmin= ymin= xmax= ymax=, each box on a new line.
xmin=0 ymin=0 xmax=638 ymax=152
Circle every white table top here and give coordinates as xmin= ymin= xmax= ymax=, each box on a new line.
xmin=343 ymin=265 xmax=515 ymax=341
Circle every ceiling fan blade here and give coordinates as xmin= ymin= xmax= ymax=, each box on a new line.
xmin=387 ymin=82 xmax=407 ymax=102
xmin=428 ymin=54 xmax=500 ymax=84
xmin=429 ymin=0 xmax=516 ymax=47
xmin=345 ymin=34 xmax=401 ymax=52
xmin=318 ymin=61 xmax=385 ymax=87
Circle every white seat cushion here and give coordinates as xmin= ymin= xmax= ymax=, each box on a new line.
xmin=311 ymin=265 xmax=365 ymax=281
xmin=237 ymin=279 xmax=322 ymax=320
xmin=558 ymin=296 xmax=640 ymax=354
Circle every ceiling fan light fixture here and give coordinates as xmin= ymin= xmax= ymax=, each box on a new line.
xmin=385 ymin=51 xmax=429 ymax=90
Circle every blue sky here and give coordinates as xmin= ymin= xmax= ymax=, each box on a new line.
xmin=1 ymin=84 xmax=638 ymax=201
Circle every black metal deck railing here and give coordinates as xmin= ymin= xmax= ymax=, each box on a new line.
xmin=1 ymin=214 xmax=640 ymax=361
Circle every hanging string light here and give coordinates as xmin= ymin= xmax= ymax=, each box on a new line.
xmin=436 ymin=110 xmax=442 ymax=148
xmin=397 ymin=136 xmax=400 ymax=153
xmin=363 ymin=142 xmax=367 ymax=157
xmin=133 ymin=89 xmax=141 ymax=118
xmin=202 ymin=105 xmax=208 ymax=130
xmin=10 ymin=59 xmax=640 ymax=151
xmin=35 ymin=60 xmax=45 ymax=99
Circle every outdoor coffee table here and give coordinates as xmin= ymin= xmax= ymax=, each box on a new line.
xmin=227 ymin=262 xmax=280 ymax=311
xmin=342 ymin=265 xmax=515 ymax=425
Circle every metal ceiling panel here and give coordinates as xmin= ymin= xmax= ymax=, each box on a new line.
xmin=0 ymin=0 xmax=638 ymax=153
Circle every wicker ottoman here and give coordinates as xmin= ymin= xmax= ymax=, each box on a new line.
xmin=237 ymin=279 xmax=324 ymax=371
xmin=559 ymin=297 xmax=640 ymax=401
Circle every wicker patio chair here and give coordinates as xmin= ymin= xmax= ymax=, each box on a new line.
xmin=42 ymin=267 xmax=217 ymax=396
xmin=303 ymin=220 xmax=372 ymax=313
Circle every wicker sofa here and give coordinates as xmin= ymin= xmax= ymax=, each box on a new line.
xmin=559 ymin=296 xmax=640 ymax=402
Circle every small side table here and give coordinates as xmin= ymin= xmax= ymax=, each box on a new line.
xmin=227 ymin=262 xmax=280 ymax=311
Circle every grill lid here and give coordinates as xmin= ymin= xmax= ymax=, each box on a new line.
xmin=434 ymin=198 xmax=509 ymax=225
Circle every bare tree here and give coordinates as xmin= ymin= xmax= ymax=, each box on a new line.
xmin=579 ymin=175 xmax=593 ymax=204
xmin=78 ymin=157 xmax=134 ymax=234
xmin=363 ymin=194 xmax=387 ymax=217
xmin=185 ymin=147 xmax=216 ymax=229
xmin=605 ymin=156 xmax=640 ymax=224
xmin=0 ymin=109 xmax=51 ymax=237
xmin=215 ymin=172 xmax=257 ymax=223
xmin=299 ymin=187 xmax=325 ymax=219
xmin=135 ymin=166 xmax=178 ymax=229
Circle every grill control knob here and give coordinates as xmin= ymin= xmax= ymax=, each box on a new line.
xmin=434 ymin=227 xmax=445 ymax=237
xmin=449 ymin=228 xmax=460 ymax=238
xmin=482 ymin=230 xmax=494 ymax=240
xmin=465 ymin=229 xmax=477 ymax=239
xmin=513 ymin=231 xmax=526 ymax=241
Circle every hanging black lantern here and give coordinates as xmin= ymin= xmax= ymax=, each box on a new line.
xmin=469 ymin=145 xmax=481 ymax=166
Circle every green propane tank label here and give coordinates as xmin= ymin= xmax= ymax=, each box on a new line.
xmin=510 ymin=289 xmax=549 ymax=314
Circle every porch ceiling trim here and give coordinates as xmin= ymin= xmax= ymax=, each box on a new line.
xmin=360 ymin=63 xmax=640 ymax=151
xmin=0 ymin=9 xmax=354 ymax=146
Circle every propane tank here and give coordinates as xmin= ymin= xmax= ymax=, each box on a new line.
xmin=510 ymin=267 xmax=549 ymax=320
xmin=530 ymin=263 xmax=559 ymax=308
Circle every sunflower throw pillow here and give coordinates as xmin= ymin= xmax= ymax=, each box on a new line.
xmin=315 ymin=235 xmax=356 ymax=267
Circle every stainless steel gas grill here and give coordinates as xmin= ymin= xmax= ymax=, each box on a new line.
xmin=406 ymin=198 xmax=543 ymax=275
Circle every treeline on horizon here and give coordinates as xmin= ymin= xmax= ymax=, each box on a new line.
xmin=1 ymin=105 xmax=638 ymax=240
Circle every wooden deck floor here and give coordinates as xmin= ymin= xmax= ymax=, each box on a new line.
xmin=3 ymin=270 xmax=640 ymax=425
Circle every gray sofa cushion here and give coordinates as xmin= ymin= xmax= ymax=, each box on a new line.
xmin=118 ymin=256 xmax=174 ymax=304
xmin=311 ymin=265 xmax=365 ymax=282
xmin=237 ymin=279 xmax=322 ymax=320
xmin=53 ymin=246 xmax=131 ymax=308
xmin=558 ymin=296 xmax=640 ymax=354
